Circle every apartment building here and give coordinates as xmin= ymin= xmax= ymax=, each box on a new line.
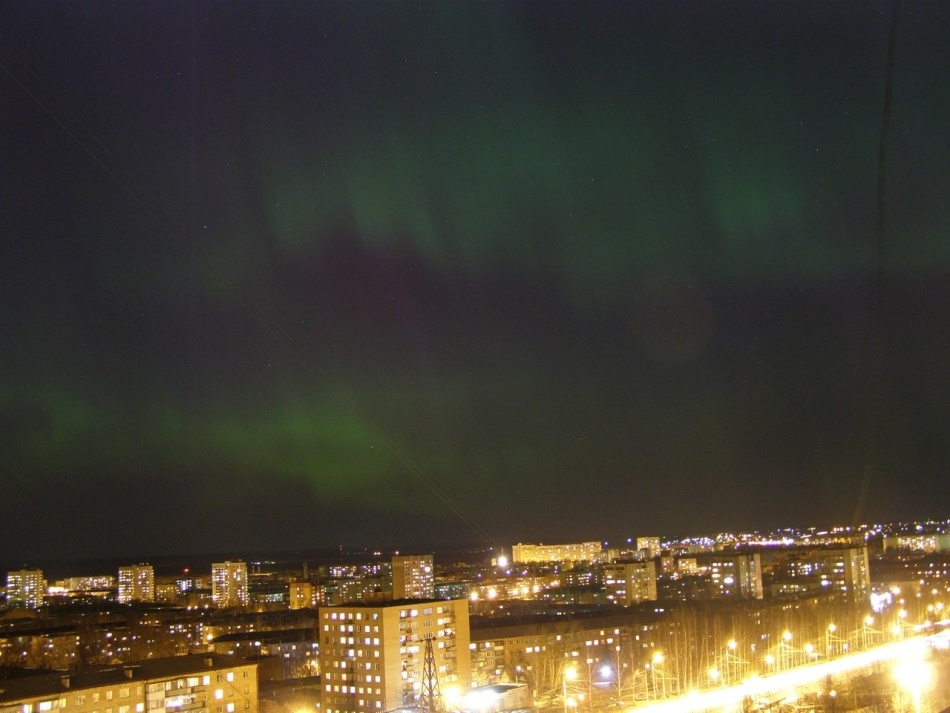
xmin=319 ymin=599 xmax=470 ymax=713
xmin=391 ymin=555 xmax=435 ymax=600
xmin=118 ymin=565 xmax=155 ymax=604
xmin=604 ymin=561 xmax=658 ymax=605
xmin=211 ymin=563 xmax=248 ymax=608
xmin=0 ymin=654 xmax=257 ymax=713
xmin=511 ymin=542 xmax=603 ymax=564
xmin=6 ymin=569 xmax=46 ymax=609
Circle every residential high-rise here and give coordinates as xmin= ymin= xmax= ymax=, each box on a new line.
xmin=392 ymin=554 xmax=434 ymax=599
xmin=6 ymin=569 xmax=45 ymax=609
xmin=212 ymin=561 xmax=248 ymax=608
xmin=118 ymin=563 xmax=155 ymax=603
xmin=707 ymin=553 xmax=763 ymax=599
xmin=289 ymin=581 xmax=315 ymax=610
xmin=319 ymin=598 xmax=470 ymax=713
xmin=604 ymin=561 xmax=658 ymax=604
xmin=636 ymin=536 xmax=662 ymax=559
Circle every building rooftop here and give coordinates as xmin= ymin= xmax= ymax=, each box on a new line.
xmin=210 ymin=627 xmax=315 ymax=645
xmin=320 ymin=598 xmax=462 ymax=608
xmin=0 ymin=653 xmax=253 ymax=704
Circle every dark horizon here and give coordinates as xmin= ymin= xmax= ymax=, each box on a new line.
xmin=7 ymin=517 xmax=940 ymax=583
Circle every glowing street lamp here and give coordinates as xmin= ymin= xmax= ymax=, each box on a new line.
xmin=726 ymin=639 xmax=738 ymax=684
xmin=652 ymin=652 xmax=666 ymax=699
xmin=562 ymin=665 xmax=577 ymax=713
xmin=864 ymin=616 xmax=875 ymax=649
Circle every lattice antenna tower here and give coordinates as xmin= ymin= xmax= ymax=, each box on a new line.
xmin=419 ymin=634 xmax=443 ymax=713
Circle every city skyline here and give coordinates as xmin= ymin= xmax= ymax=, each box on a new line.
xmin=3 ymin=2 xmax=950 ymax=561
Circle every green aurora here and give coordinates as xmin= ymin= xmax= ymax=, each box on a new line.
xmin=2 ymin=1 xmax=950 ymax=559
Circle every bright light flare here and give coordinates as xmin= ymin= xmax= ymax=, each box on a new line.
xmin=464 ymin=689 xmax=500 ymax=711
xmin=894 ymin=657 xmax=931 ymax=696
xmin=620 ymin=635 xmax=935 ymax=713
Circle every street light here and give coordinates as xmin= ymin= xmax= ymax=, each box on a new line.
xmin=864 ymin=616 xmax=875 ymax=649
xmin=563 ymin=665 xmax=577 ymax=713
xmin=726 ymin=639 xmax=738 ymax=685
xmin=652 ymin=652 xmax=666 ymax=699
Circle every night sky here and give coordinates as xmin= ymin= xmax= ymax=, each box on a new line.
xmin=2 ymin=2 xmax=949 ymax=563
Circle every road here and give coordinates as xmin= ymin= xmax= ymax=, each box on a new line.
xmin=622 ymin=632 xmax=946 ymax=713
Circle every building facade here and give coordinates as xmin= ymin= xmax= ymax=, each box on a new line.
xmin=288 ymin=582 xmax=316 ymax=610
xmin=118 ymin=564 xmax=156 ymax=603
xmin=6 ymin=569 xmax=46 ymax=609
xmin=636 ymin=537 xmax=662 ymax=560
xmin=511 ymin=542 xmax=603 ymax=564
xmin=882 ymin=534 xmax=950 ymax=553
xmin=391 ymin=555 xmax=435 ymax=600
xmin=706 ymin=553 xmax=763 ymax=600
xmin=604 ymin=562 xmax=658 ymax=605
xmin=0 ymin=653 xmax=257 ymax=713
xmin=212 ymin=562 xmax=248 ymax=608
xmin=319 ymin=599 xmax=470 ymax=713
xmin=469 ymin=611 xmax=660 ymax=696
xmin=768 ymin=547 xmax=870 ymax=598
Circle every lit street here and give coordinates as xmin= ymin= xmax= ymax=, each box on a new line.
xmin=622 ymin=632 xmax=945 ymax=713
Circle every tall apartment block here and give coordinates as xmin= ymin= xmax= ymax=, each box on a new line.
xmin=391 ymin=554 xmax=434 ymax=599
xmin=118 ymin=563 xmax=155 ymax=603
xmin=6 ymin=569 xmax=45 ymax=609
xmin=319 ymin=599 xmax=471 ymax=713
xmin=636 ymin=536 xmax=662 ymax=559
xmin=604 ymin=561 xmax=658 ymax=604
xmin=707 ymin=553 xmax=764 ymax=599
xmin=289 ymin=581 xmax=317 ymax=610
xmin=212 ymin=561 xmax=248 ymax=608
